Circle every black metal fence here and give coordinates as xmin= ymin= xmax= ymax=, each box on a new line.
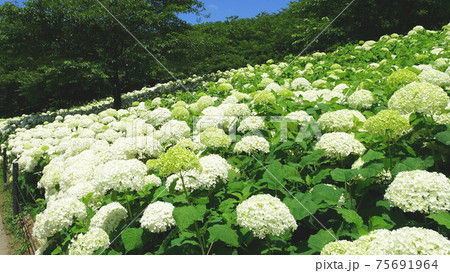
xmin=2 ymin=147 xmax=39 ymax=254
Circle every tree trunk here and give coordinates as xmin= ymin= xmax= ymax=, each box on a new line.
xmin=112 ymin=61 xmax=122 ymax=110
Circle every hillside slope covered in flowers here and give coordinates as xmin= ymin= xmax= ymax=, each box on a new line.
xmin=2 ymin=24 xmax=450 ymax=255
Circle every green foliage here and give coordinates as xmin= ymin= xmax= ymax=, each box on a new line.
xmin=208 ymin=224 xmax=239 ymax=247
xmin=121 ymin=228 xmax=144 ymax=253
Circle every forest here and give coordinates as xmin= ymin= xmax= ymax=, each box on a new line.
xmin=0 ymin=0 xmax=449 ymax=117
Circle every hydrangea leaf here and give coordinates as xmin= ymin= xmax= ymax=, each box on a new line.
xmin=427 ymin=213 xmax=450 ymax=229
xmin=391 ymin=156 xmax=434 ymax=176
xmin=311 ymin=184 xmax=344 ymax=205
xmin=121 ymin=228 xmax=143 ymax=253
xmin=336 ymin=208 xmax=364 ymax=228
xmin=435 ymin=131 xmax=450 ymax=146
xmin=308 ymin=229 xmax=336 ymax=252
xmin=361 ymin=149 xmax=384 ymax=163
xmin=208 ymin=224 xmax=239 ymax=247
xmin=284 ymin=192 xmax=318 ymax=221
xmin=369 ymin=215 xmax=395 ymax=230
xmin=331 ymin=168 xmax=359 ymax=182
xmin=173 ymin=205 xmax=206 ymax=231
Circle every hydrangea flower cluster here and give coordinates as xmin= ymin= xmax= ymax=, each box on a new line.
xmin=238 ymin=116 xmax=267 ymax=133
xmin=387 ymin=69 xmax=418 ymax=86
xmin=317 ymin=109 xmax=366 ymax=132
xmin=384 ymin=170 xmax=450 ymax=213
xmin=285 ymin=111 xmax=314 ymax=125
xmin=33 ymin=197 xmax=87 ymax=244
xmin=156 ymin=145 xmax=201 ymax=177
xmin=68 ymin=228 xmax=110 ymax=255
xmin=315 ymin=132 xmax=366 ymax=159
xmin=199 ymin=127 xmax=232 ymax=148
xmin=89 ymin=202 xmax=128 ymax=233
xmin=388 ymin=82 xmax=449 ymax=115
xmin=347 ymin=89 xmax=376 ymax=109
xmin=237 ymin=194 xmax=297 ymax=239
xmin=322 ymin=227 xmax=450 ymax=255
xmin=166 ymin=154 xmax=235 ymax=191
xmin=140 ymin=201 xmax=176 ymax=233
xmin=155 ymin=120 xmax=190 ymax=144
xmin=418 ymin=68 xmax=450 ymax=87
xmin=93 ymin=159 xmax=160 ymax=193
xmin=363 ymin=110 xmax=412 ymax=141
xmin=234 ymin=136 xmax=270 ymax=154
xmin=253 ymin=90 xmax=276 ymax=105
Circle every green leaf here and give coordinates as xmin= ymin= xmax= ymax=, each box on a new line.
xmin=362 ymin=149 xmax=384 ymax=163
xmin=427 ymin=213 xmax=450 ymax=229
xmin=259 ymin=161 xmax=297 ymax=190
xmin=173 ymin=205 xmax=206 ymax=230
xmin=369 ymin=215 xmax=394 ymax=230
xmin=359 ymin=163 xmax=384 ymax=178
xmin=331 ymin=168 xmax=359 ymax=182
xmin=308 ymin=229 xmax=336 ymax=252
xmin=392 ymin=157 xmax=434 ymax=176
xmin=310 ymin=169 xmax=331 ymax=185
xmin=336 ymin=208 xmax=363 ymax=227
xmin=299 ymin=150 xmax=324 ymax=167
xmin=376 ymin=200 xmax=391 ymax=211
xmin=218 ymin=198 xmax=238 ymax=213
xmin=208 ymin=225 xmax=239 ymax=247
xmin=284 ymin=192 xmax=318 ymax=221
xmin=121 ymin=228 xmax=143 ymax=253
xmin=435 ymin=131 xmax=450 ymax=145
xmin=311 ymin=184 xmax=344 ymax=205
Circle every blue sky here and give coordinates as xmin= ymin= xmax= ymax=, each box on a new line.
xmin=0 ymin=0 xmax=294 ymax=24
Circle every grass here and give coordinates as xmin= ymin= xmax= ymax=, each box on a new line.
xmin=0 ymin=169 xmax=30 ymax=254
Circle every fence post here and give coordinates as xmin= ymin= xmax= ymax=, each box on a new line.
xmin=2 ymin=147 xmax=7 ymax=191
xmin=12 ymin=162 xmax=19 ymax=216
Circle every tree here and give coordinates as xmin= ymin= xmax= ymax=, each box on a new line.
xmin=0 ymin=0 xmax=203 ymax=115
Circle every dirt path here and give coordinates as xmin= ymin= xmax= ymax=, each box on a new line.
xmin=0 ymin=212 xmax=10 ymax=255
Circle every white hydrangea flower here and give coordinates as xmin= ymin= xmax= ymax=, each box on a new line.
xmin=95 ymin=128 xmax=122 ymax=143
xmin=285 ymin=111 xmax=314 ymax=125
xmin=140 ymin=201 xmax=176 ymax=233
xmin=59 ymin=150 xmax=102 ymax=192
xmin=238 ymin=116 xmax=266 ymax=133
xmin=388 ymin=82 xmax=449 ymax=115
xmin=93 ymin=159 xmax=156 ymax=193
xmin=234 ymin=136 xmax=270 ymax=154
xmin=418 ymin=68 xmax=450 ymax=87
xmin=111 ymin=136 xmax=162 ymax=160
xmin=347 ymin=89 xmax=376 ymax=109
xmin=195 ymin=107 xmax=225 ymax=132
xmin=322 ymin=227 xmax=450 ymax=255
xmin=89 ymin=202 xmax=128 ymax=233
xmin=291 ymin=77 xmax=311 ymax=91
xmin=315 ymin=132 xmax=366 ymax=160
xmin=385 ymin=170 xmax=450 ymax=213
xmin=155 ymin=120 xmax=190 ymax=144
xmin=33 ymin=197 xmax=87 ymax=243
xmin=219 ymin=103 xmax=251 ymax=117
xmin=125 ymin=118 xmax=155 ymax=137
xmin=166 ymin=154 xmax=234 ymax=191
xmin=237 ymin=194 xmax=297 ymax=239
xmin=146 ymin=107 xmax=172 ymax=126
xmin=318 ymin=109 xmax=366 ymax=132
xmin=333 ymin=83 xmax=350 ymax=93
xmin=264 ymin=82 xmax=283 ymax=93
xmin=68 ymin=228 xmax=110 ymax=255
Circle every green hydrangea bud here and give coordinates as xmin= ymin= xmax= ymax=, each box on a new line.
xmin=387 ymin=69 xmax=418 ymax=86
xmin=363 ymin=110 xmax=411 ymax=141
xmin=156 ymin=146 xmax=201 ymax=177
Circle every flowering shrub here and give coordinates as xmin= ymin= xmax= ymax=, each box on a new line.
xmin=237 ymin=194 xmax=297 ymax=239
xmin=1 ymin=24 xmax=449 ymax=255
